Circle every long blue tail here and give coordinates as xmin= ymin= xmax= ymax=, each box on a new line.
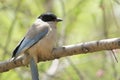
xmin=30 ymin=58 xmax=39 ymax=80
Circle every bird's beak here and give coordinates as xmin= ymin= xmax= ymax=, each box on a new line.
xmin=56 ymin=18 xmax=63 ymax=22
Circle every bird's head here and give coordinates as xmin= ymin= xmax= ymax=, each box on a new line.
xmin=38 ymin=13 xmax=62 ymax=22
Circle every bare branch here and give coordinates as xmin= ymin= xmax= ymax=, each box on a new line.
xmin=0 ymin=38 xmax=120 ymax=73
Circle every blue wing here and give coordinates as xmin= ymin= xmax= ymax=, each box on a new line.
xmin=12 ymin=27 xmax=48 ymax=58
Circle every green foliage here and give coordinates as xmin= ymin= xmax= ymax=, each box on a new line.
xmin=0 ymin=0 xmax=120 ymax=80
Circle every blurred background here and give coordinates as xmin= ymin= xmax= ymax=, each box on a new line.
xmin=0 ymin=0 xmax=120 ymax=80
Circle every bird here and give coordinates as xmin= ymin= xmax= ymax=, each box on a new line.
xmin=11 ymin=13 xmax=62 ymax=80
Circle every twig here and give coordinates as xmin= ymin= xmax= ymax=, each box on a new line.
xmin=0 ymin=38 xmax=120 ymax=73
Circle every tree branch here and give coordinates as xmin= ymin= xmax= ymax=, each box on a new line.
xmin=0 ymin=38 xmax=120 ymax=73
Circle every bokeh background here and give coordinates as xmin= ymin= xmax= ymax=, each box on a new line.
xmin=0 ymin=0 xmax=120 ymax=80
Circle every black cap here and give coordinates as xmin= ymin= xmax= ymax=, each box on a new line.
xmin=38 ymin=13 xmax=62 ymax=22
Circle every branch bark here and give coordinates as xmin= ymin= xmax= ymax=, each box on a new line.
xmin=0 ymin=38 xmax=120 ymax=73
